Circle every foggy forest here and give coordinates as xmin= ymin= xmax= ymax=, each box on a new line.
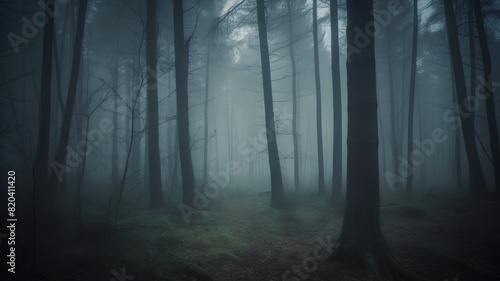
xmin=1 ymin=0 xmax=500 ymax=280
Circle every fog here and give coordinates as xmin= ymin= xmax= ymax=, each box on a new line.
xmin=1 ymin=0 xmax=499 ymax=280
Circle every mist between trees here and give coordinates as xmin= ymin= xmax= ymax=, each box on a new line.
xmin=1 ymin=0 xmax=499 ymax=280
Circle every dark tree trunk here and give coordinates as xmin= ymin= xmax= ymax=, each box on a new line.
xmin=405 ymin=0 xmax=418 ymax=197
xmin=34 ymin=0 xmax=55 ymax=190
xmin=49 ymin=0 xmax=88 ymax=188
xmin=330 ymin=0 xmax=343 ymax=205
xmin=450 ymin=55 xmax=462 ymax=192
xmin=203 ymin=40 xmax=212 ymax=186
xmin=468 ymin=0 xmax=476 ymax=126
xmin=387 ymin=31 xmax=401 ymax=192
xmin=33 ymin=0 xmax=55 ymax=266
xmin=52 ymin=31 xmax=65 ymax=113
xmin=473 ymin=0 xmax=500 ymax=198
xmin=443 ymin=0 xmax=489 ymax=196
xmin=287 ymin=0 xmax=299 ymax=193
xmin=110 ymin=46 xmax=119 ymax=190
xmin=313 ymin=0 xmax=325 ymax=195
xmin=131 ymin=57 xmax=141 ymax=185
xmin=173 ymin=0 xmax=196 ymax=207
xmin=146 ymin=0 xmax=163 ymax=208
xmin=256 ymin=0 xmax=286 ymax=208
xmin=336 ymin=0 xmax=411 ymax=278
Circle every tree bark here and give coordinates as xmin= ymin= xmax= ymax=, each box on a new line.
xmin=146 ymin=0 xmax=163 ymax=208
xmin=450 ymin=54 xmax=462 ymax=192
xmin=33 ymin=0 xmax=55 ymax=266
xmin=313 ymin=0 xmax=325 ymax=195
xmin=256 ymin=0 xmax=286 ymax=208
xmin=443 ymin=0 xmax=489 ymax=196
xmin=111 ymin=47 xmax=119 ymax=188
xmin=203 ymin=39 xmax=212 ymax=186
xmin=49 ymin=0 xmax=88 ymax=188
xmin=330 ymin=0 xmax=343 ymax=205
xmin=473 ymin=0 xmax=500 ymax=198
xmin=336 ymin=0 xmax=411 ymax=278
xmin=34 ymin=0 xmax=55 ymax=190
xmin=405 ymin=0 xmax=418 ymax=197
xmin=386 ymin=30 xmax=401 ymax=192
xmin=468 ymin=0 xmax=476 ymax=126
xmin=173 ymin=0 xmax=196 ymax=207
xmin=287 ymin=0 xmax=300 ymax=193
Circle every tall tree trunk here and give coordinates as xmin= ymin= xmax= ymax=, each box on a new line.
xmin=313 ymin=0 xmax=325 ymax=195
xmin=386 ymin=32 xmax=401 ymax=192
xmin=443 ymin=0 xmax=489 ymax=196
xmin=473 ymin=0 xmax=500 ymax=198
xmin=330 ymin=0 xmax=342 ymax=205
xmin=287 ymin=0 xmax=299 ymax=193
xmin=405 ymin=0 xmax=418 ymax=197
xmin=49 ymin=0 xmax=88 ymax=188
xmin=132 ymin=57 xmax=141 ymax=187
xmin=173 ymin=0 xmax=196 ymax=207
xmin=146 ymin=0 xmax=163 ymax=208
xmin=34 ymin=0 xmax=55 ymax=191
xmin=336 ymin=1 xmax=411 ymax=278
xmin=256 ymin=0 xmax=286 ymax=208
xmin=450 ymin=55 xmax=462 ymax=192
xmin=468 ymin=0 xmax=476 ymax=126
xmin=52 ymin=31 xmax=65 ymax=113
xmin=203 ymin=40 xmax=212 ymax=185
xmin=111 ymin=45 xmax=119 ymax=188
xmin=32 ymin=0 xmax=55 ymax=268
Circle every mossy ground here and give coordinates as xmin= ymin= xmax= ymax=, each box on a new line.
xmin=16 ymin=190 xmax=500 ymax=280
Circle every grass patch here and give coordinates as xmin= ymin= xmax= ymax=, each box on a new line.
xmin=205 ymin=248 xmax=241 ymax=261
xmin=183 ymin=262 xmax=214 ymax=281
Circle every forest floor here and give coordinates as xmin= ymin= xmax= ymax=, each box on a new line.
xmin=14 ymin=189 xmax=500 ymax=281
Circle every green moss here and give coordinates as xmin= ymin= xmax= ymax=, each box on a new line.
xmin=219 ymin=231 xmax=251 ymax=251
xmin=205 ymin=248 xmax=241 ymax=261
xmin=160 ymin=231 xmax=183 ymax=245
xmin=183 ymin=262 xmax=214 ymax=281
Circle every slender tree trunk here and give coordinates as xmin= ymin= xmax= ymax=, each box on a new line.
xmin=450 ymin=54 xmax=462 ymax=192
xmin=468 ymin=0 xmax=476 ymax=126
xmin=386 ymin=32 xmax=401 ymax=192
xmin=52 ymin=31 xmax=65 ymax=113
xmin=443 ymin=0 xmax=489 ymax=196
xmin=473 ymin=0 xmax=500 ymax=198
xmin=49 ymin=0 xmax=88 ymax=188
xmin=287 ymin=0 xmax=299 ymax=193
xmin=203 ymin=40 xmax=212 ymax=185
xmin=312 ymin=0 xmax=325 ymax=195
xmin=132 ymin=57 xmax=141 ymax=186
xmin=34 ymin=0 xmax=55 ymax=191
xmin=405 ymin=0 xmax=418 ymax=197
xmin=113 ymin=104 xmax=138 ymax=226
xmin=111 ymin=47 xmax=119 ymax=188
xmin=32 ymin=0 xmax=55 ymax=269
xmin=256 ymin=0 xmax=286 ymax=208
xmin=330 ymin=0 xmax=342 ymax=205
xmin=146 ymin=0 xmax=163 ymax=208
xmin=173 ymin=0 xmax=196 ymax=207
xmin=336 ymin=1 xmax=411 ymax=278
